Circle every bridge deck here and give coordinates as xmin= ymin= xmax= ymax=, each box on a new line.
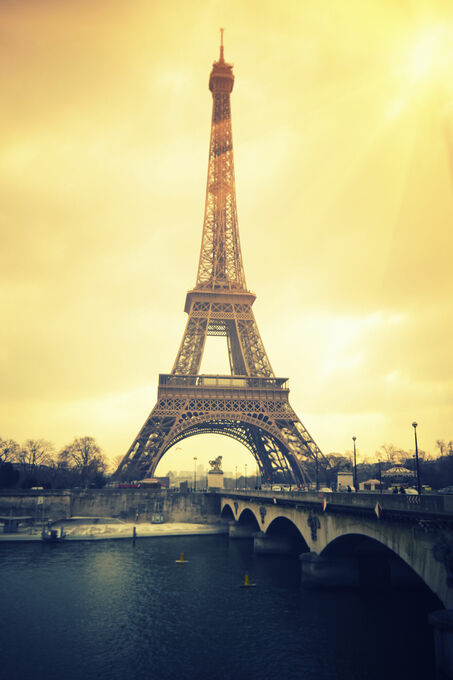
xmin=220 ymin=490 xmax=453 ymax=522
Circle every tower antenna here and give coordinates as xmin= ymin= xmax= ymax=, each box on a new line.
xmin=220 ymin=27 xmax=224 ymax=61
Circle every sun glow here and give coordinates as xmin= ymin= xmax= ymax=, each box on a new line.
xmin=407 ymin=25 xmax=446 ymax=84
xmin=386 ymin=22 xmax=453 ymax=120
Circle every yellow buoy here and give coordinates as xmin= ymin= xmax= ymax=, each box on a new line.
xmin=175 ymin=552 xmax=188 ymax=563
xmin=240 ymin=573 xmax=256 ymax=587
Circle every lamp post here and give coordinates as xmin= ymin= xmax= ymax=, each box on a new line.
xmin=235 ymin=465 xmax=237 ymax=491
xmin=378 ymin=459 xmax=382 ymax=492
xmin=352 ymin=436 xmax=358 ymax=492
xmin=412 ymin=422 xmax=422 ymax=495
xmin=315 ymin=451 xmax=319 ymax=492
xmin=193 ymin=456 xmax=197 ymax=492
xmin=245 ymin=463 xmax=247 ymax=490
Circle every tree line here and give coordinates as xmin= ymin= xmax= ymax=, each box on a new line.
xmin=320 ymin=439 xmax=453 ymax=490
xmin=0 ymin=437 xmax=108 ymax=489
xmin=1 ymin=435 xmax=452 ymax=491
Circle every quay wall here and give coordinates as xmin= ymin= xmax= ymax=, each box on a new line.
xmin=71 ymin=489 xmax=221 ymax=523
xmin=0 ymin=490 xmax=71 ymax=520
xmin=0 ymin=489 xmax=221 ymax=524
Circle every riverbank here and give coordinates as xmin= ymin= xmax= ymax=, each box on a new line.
xmin=0 ymin=521 xmax=228 ymax=542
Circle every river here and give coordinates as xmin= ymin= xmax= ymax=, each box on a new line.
xmin=0 ymin=534 xmax=437 ymax=680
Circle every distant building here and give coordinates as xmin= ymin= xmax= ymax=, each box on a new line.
xmin=359 ymin=479 xmax=381 ymax=491
xmin=337 ymin=471 xmax=353 ymax=491
xmin=381 ymin=464 xmax=414 ymax=483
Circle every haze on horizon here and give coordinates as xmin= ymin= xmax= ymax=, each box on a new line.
xmin=1 ymin=0 xmax=453 ymax=474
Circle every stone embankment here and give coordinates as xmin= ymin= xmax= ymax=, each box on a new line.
xmin=0 ymin=488 xmax=221 ymax=524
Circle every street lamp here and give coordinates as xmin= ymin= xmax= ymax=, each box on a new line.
xmin=245 ymin=463 xmax=247 ymax=490
xmin=235 ymin=465 xmax=237 ymax=491
xmin=315 ymin=451 xmax=319 ymax=492
xmin=378 ymin=459 xmax=382 ymax=492
xmin=412 ymin=422 xmax=422 ymax=495
xmin=352 ymin=436 xmax=358 ymax=492
xmin=193 ymin=457 xmax=197 ymax=492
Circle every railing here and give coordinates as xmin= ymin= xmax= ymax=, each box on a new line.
xmin=159 ymin=374 xmax=288 ymax=390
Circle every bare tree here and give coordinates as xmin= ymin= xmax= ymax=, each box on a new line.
xmin=109 ymin=454 xmax=124 ymax=475
xmin=436 ymin=440 xmax=447 ymax=457
xmin=0 ymin=438 xmax=20 ymax=464
xmin=17 ymin=439 xmax=55 ymax=474
xmin=377 ymin=444 xmax=408 ymax=464
xmin=326 ymin=453 xmax=352 ymax=470
xmin=59 ymin=436 xmax=106 ymax=487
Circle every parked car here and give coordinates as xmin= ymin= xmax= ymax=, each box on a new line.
xmin=438 ymin=486 xmax=453 ymax=494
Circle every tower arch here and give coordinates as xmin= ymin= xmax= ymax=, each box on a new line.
xmin=148 ymin=415 xmax=307 ymax=485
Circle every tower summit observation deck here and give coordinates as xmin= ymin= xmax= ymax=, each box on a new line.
xmin=115 ymin=33 xmax=325 ymax=485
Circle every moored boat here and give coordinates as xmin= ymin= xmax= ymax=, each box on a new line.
xmin=41 ymin=526 xmax=66 ymax=543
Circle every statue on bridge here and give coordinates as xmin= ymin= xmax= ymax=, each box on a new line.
xmin=208 ymin=456 xmax=223 ymax=473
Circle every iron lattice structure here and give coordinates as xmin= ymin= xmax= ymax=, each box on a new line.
xmin=115 ymin=36 xmax=324 ymax=485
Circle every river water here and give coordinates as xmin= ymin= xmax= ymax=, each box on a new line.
xmin=0 ymin=534 xmax=437 ymax=680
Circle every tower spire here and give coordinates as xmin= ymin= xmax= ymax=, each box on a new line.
xmin=220 ymin=27 xmax=224 ymax=62
xmin=197 ymin=34 xmax=245 ymax=291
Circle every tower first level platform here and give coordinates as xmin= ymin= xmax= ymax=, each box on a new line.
xmin=118 ymin=374 xmax=322 ymax=485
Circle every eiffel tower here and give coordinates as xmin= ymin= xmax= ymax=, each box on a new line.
xmin=115 ymin=33 xmax=324 ymax=485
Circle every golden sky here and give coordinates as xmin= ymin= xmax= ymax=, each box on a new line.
xmin=1 ymin=0 xmax=453 ymax=473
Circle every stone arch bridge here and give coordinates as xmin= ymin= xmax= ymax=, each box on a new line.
xmin=220 ymin=490 xmax=453 ymax=609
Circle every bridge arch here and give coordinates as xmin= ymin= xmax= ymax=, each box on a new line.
xmin=220 ymin=503 xmax=235 ymax=522
xmin=265 ymin=516 xmax=310 ymax=554
xmin=237 ymin=508 xmax=260 ymax=531
xmin=321 ymin=529 xmax=443 ymax=607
